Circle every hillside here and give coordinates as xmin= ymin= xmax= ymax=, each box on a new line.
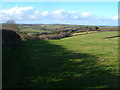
xmin=3 ymin=31 xmax=119 ymax=88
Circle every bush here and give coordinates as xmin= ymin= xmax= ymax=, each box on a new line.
xmin=39 ymin=32 xmax=72 ymax=40
xmin=20 ymin=34 xmax=37 ymax=41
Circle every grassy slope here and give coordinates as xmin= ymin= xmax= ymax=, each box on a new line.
xmin=53 ymin=31 xmax=118 ymax=68
xmin=3 ymin=31 xmax=119 ymax=88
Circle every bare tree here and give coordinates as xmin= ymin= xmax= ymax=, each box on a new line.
xmin=5 ymin=20 xmax=16 ymax=24
xmin=3 ymin=20 xmax=20 ymax=32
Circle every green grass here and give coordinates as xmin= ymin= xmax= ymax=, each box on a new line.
xmin=20 ymin=29 xmax=52 ymax=33
xmin=72 ymin=31 xmax=99 ymax=36
xmin=3 ymin=31 xmax=119 ymax=88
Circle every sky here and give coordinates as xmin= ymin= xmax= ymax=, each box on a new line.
xmin=1 ymin=0 xmax=119 ymax=2
xmin=0 ymin=1 xmax=119 ymax=26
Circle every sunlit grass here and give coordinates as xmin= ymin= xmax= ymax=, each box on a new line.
xmin=51 ymin=31 xmax=118 ymax=73
xmin=3 ymin=31 xmax=119 ymax=88
xmin=72 ymin=31 xmax=98 ymax=36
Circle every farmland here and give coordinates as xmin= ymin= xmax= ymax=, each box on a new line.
xmin=1 ymin=1 xmax=119 ymax=89
xmin=3 ymin=29 xmax=119 ymax=88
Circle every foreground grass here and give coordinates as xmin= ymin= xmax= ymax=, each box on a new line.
xmin=3 ymin=31 xmax=119 ymax=88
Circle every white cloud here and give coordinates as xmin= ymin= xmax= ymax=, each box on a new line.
xmin=82 ymin=12 xmax=91 ymax=17
xmin=113 ymin=16 xmax=118 ymax=20
xmin=52 ymin=9 xmax=65 ymax=14
xmin=0 ymin=6 xmax=94 ymax=20
xmin=0 ymin=6 xmax=117 ymax=25
xmin=1 ymin=6 xmax=40 ymax=20
xmin=70 ymin=11 xmax=76 ymax=14
xmin=2 ymin=6 xmax=34 ymax=15
xmin=41 ymin=11 xmax=49 ymax=16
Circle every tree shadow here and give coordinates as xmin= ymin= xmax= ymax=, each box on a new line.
xmin=2 ymin=40 xmax=119 ymax=88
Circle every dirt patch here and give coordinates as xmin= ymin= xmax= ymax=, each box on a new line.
xmin=103 ymin=35 xmax=120 ymax=39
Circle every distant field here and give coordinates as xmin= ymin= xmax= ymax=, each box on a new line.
xmin=3 ymin=31 xmax=119 ymax=88
xmin=20 ymin=29 xmax=52 ymax=33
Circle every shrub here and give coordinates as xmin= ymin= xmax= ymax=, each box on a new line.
xmin=20 ymin=33 xmax=41 ymax=41
xmin=39 ymin=32 xmax=72 ymax=40
xmin=20 ymin=34 xmax=29 ymax=40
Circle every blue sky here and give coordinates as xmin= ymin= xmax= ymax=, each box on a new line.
xmin=1 ymin=1 xmax=118 ymax=26
xmin=1 ymin=0 xmax=119 ymax=2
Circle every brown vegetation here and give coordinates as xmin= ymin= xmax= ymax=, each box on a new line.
xmin=39 ymin=32 xmax=71 ymax=40
xmin=99 ymin=26 xmax=118 ymax=31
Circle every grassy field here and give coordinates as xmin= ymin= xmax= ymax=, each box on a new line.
xmin=20 ymin=29 xmax=52 ymax=33
xmin=3 ymin=31 xmax=119 ymax=88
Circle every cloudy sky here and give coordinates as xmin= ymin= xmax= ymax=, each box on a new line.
xmin=1 ymin=1 xmax=118 ymax=26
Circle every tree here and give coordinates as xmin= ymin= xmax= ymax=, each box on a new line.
xmin=5 ymin=20 xmax=16 ymax=24
xmin=86 ymin=26 xmax=89 ymax=34
xmin=3 ymin=20 xmax=20 ymax=32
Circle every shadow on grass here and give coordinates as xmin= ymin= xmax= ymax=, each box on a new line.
xmin=3 ymin=40 xmax=119 ymax=88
